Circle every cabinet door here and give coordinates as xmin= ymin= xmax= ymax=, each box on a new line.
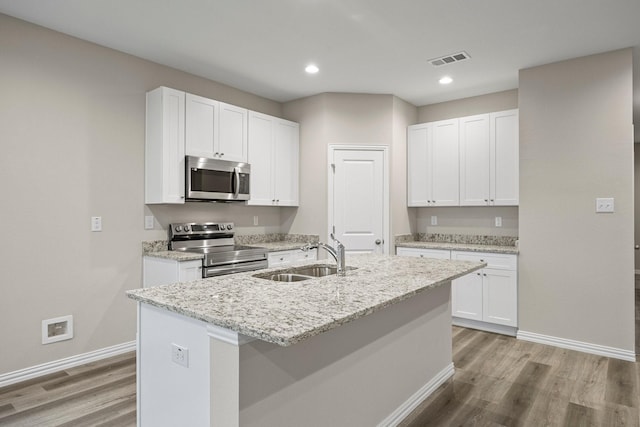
xmin=268 ymin=250 xmax=294 ymax=267
xmin=482 ymin=268 xmax=517 ymax=326
xmin=178 ymin=260 xmax=203 ymax=282
xmin=185 ymin=93 xmax=219 ymax=158
xmin=452 ymin=272 xmax=483 ymax=321
xmin=247 ymin=112 xmax=275 ymax=205
xmin=293 ymin=248 xmax=317 ymax=263
xmin=273 ymin=119 xmax=299 ymax=206
xmin=431 ymin=119 xmax=459 ymax=206
xmin=407 ymin=124 xmax=432 ymax=207
xmin=218 ymin=102 xmax=248 ymax=162
xmin=145 ymin=87 xmax=185 ymax=204
xmin=490 ymin=109 xmax=519 ymax=206
xmin=459 ymin=114 xmax=490 ymax=206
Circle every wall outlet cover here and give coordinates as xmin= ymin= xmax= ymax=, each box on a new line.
xmin=171 ymin=343 xmax=189 ymax=367
xmin=595 ymin=197 xmax=614 ymax=213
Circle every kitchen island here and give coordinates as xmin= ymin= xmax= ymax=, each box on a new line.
xmin=127 ymin=254 xmax=484 ymax=426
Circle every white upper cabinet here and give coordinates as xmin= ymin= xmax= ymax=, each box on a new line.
xmin=407 ymin=124 xmax=431 ymax=206
xmin=459 ymin=114 xmax=491 ymax=205
xmin=218 ymin=102 xmax=248 ymax=162
xmin=431 ymin=119 xmax=459 ymax=206
xmin=185 ymin=94 xmax=248 ymax=162
xmin=460 ymin=109 xmax=519 ymax=206
xmin=408 ymin=109 xmax=518 ymax=207
xmin=247 ymin=111 xmax=299 ymax=206
xmin=407 ymin=119 xmax=459 ymax=207
xmin=490 ymin=109 xmax=519 ymax=206
xmin=145 ymin=87 xmax=185 ymax=204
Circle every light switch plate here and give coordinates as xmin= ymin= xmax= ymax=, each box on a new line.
xmin=595 ymin=197 xmax=614 ymax=213
xmin=430 ymin=216 xmax=437 ymax=226
xmin=144 ymin=215 xmax=154 ymax=230
xmin=91 ymin=216 xmax=102 ymax=232
xmin=495 ymin=216 xmax=502 ymax=227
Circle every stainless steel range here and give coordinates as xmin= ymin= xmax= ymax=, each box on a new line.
xmin=169 ymin=222 xmax=268 ymax=277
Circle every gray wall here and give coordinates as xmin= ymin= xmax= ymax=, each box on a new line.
xmin=0 ymin=14 xmax=285 ymax=375
xmin=519 ymin=49 xmax=635 ymax=351
xmin=414 ymin=90 xmax=520 ymax=237
xmin=283 ymin=93 xmax=417 ymax=254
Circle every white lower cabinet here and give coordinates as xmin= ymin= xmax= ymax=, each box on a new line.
xmin=452 ymin=251 xmax=518 ymax=334
xmin=397 ymin=247 xmax=518 ymax=335
xmin=267 ymin=248 xmax=317 ymax=268
xmin=143 ymin=257 xmax=203 ymax=287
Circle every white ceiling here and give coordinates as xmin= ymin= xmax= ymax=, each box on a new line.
xmin=1 ymin=0 xmax=639 ymax=122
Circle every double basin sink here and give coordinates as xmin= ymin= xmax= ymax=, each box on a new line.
xmin=253 ymin=264 xmax=355 ymax=282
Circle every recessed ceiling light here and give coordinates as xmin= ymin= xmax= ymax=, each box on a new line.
xmin=439 ymin=76 xmax=453 ymax=85
xmin=305 ymin=64 xmax=319 ymax=74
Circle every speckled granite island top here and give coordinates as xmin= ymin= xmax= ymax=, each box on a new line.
xmin=127 ymin=254 xmax=484 ymax=347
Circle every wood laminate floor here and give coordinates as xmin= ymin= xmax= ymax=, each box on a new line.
xmin=0 ymin=352 xmax=136 ymax=426
xmin=1 ymin=321 xmax=639 ymax=426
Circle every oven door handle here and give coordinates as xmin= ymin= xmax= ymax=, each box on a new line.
xmin=233 ymin=167 xmax=240 ymax=199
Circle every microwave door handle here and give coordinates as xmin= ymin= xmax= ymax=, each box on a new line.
xmin=233 ymin=167 xmax=240 ymax=199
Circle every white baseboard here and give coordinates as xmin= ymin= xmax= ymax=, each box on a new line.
xmin=0 ymin=341 xmax=136 ymax=388
xmin=517 ymin=330 xmax=635 ymax=362
xmin=378 ymin=362 xmax=454 ymax=427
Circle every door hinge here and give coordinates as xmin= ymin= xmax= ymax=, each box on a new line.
xmin=332 ymin=225 xmax=335 ymax=234
xmin=331 ymin=163 xmax=335 ymax=172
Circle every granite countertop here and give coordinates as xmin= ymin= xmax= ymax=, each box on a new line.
xmin=143 ymin=251 xmax=204 ymax=261
xmin=127 ymin=254 xmax=484 ymax=347
xmin=395 ymin=241 xmax=519 ymax=254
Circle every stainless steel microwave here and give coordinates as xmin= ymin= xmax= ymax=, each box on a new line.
xmin=185 ymin=156 xmax=250 ymax=202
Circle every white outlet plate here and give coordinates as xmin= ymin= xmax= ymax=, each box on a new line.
xmin=430 ymin=216 xmax=437 ymax=226
xmin=495 ymin=216 xmax=502 ymax=227
xmin=91 ymin=216 xmax=102 ymax=232
xmin=595 ymin=197 xmax=614 ymax=213
xmin=144 ymin=215 xmax=154 ymax=230
xmin=253 ymin=215 xmax=259 ymax=226
xmin=171 ymin=343 xmax=189 ymax=367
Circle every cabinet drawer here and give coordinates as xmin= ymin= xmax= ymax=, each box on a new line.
xmin=396 ymin=247 xmax=451 ymax=259
xmin=452 ymin=251 xmax=516 ymax=270
xmin=268 ymin=251 xmax=295 ymax=267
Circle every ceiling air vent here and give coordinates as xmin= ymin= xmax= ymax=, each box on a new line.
xmin=429 ymin=51 xmax=470 ymax=67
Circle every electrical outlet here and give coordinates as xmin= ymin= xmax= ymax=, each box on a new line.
xmin=430 ymin=216 xmax=437 ymax=226
xmin=91 ymin=216 xmax=102 ymax=232
xmin=171 ymin=343 xmax=189 ymax=367
xmin=144 ymin=215 xmax=154 ymax=230
xmin=495 ymin=216 xmax=502 ymax=227
xmin=595 ymin=197 xmax=614 ymax=213
xmin=253 ymin=215 xmax=259 ymax=226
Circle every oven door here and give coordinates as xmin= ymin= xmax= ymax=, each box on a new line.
xmin=186 ymin=156 xmax=250 ymax=201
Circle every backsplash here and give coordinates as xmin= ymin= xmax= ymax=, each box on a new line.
xmin=142 ymin=240 xmax=168 ymax=254
xmin=395 ymin=233 xmax=517 ymax=247
xmin=234 ymin=234 xmax=319 ymax=245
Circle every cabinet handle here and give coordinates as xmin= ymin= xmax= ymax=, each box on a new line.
xmin=483 ymin=273 xmax=487 ymax=277
xmin=476 ymin=272 xmax=481 ymax=276
xmin=214 ymin=152 xmax=219 ymax=157
xmin=220 ymin=153 xmax=224 ymax=157
xmin=480 ymin=259 xmax=484 ymax=262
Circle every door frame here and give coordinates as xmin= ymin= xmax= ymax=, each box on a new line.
xmin=327 ymin=144 xmax=390 ymax=255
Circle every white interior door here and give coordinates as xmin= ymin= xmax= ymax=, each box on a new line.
xmin=329 ymin=146 xmax=388 ymax=255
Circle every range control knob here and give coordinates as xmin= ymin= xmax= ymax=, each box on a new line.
xmin=226 ymin=224 xmax=233 ymax=230
xmin=183 ymin=225 xmax=190 ymax=232
xmin=175 ymin=225 xmax=183 ymax=232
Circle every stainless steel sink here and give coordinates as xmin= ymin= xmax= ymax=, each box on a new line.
xmin=290 ymin=265 xmax=338 ymax=277
xmin=260 ymin=273 xmax=312 ymax=282
xmin=253 ymin=264 xmax=356 ymax=282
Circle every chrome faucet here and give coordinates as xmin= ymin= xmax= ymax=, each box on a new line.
xmin=301 ymin=233 xmax=346 ymax=276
